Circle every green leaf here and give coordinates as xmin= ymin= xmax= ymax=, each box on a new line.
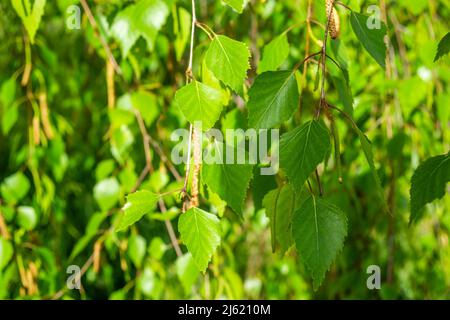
xmin=137 ymin=266 xmax=160 ymax=298
xmin=1 ymin=103 xmax=19 ymax=135
xmin=205 ymin=35 xmax=250 ymax=94
xmin=176 ymin=253 xmax=200 ymax=294
xmin=0 ymin=238 xmax=14 ymax=271
xmin=252 ymin=168 xmax=277 ymax=211
xmin=0 ymin=78 xmax=17 ymax=107
xmin=248 ymin=71 xmax=299 ymax=129
xmin=263 ymin=184 xmax=308 ymax=254
xmin=1 ymin=172 xmax=30 ymax=204
xmin=280 ymin=120 xmax=331 ymax=190
xmin=175 ymin=80 xmax=225 ymax=131
xmin=116 ymin=190 xmax=159 ymax=231
xmin=110 ymin=125 xmax=135 ymax=164
xmin=350 ymin=12 xmax=387 ymax=69
xmin=69 ymin=212 xmax=108 ymax=261
xmin=257 ymin=34 xmax=290 ymax=74
xmin=173 ymin=6 xmax=191 ymax=61
xmin=434 ymin=32 xmax=450 ymax=62
xmin=202 ymin=143 xmax=254 ymax=215
xmin=111 ymin=0 xmax=169 ymax=57
xmin=131 ymin=91 xmax=159 ymax=126
xmin=94 ymin=177 xmax=120 ymax=212
xmin=178 ymin=207 xmax=221 ymax=273
xmin=17 ymin=206 xmax=37 ymax=231
xmin=11 ymin=0 xmax=46 ymax=44
xmin=149 ymin=237 xmax=167 ymax=259
xmin=223 ymin=0 xmax=245 ymax=13
xmin=356 ymin=129 xmax=389 ymax=214
xmin=410 ymin=152 xmax=450 ymax=224
xmin=292 ymin=196 xmax=347 ymax=290
xmin=95 ymin=160 xmax=116 ymax=181
xmin=331 ymin=75 xmax=353 ymax=116
xmin=128 ymin=234 xmax=147 ymax=268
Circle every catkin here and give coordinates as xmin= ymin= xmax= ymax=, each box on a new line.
xmin=326 ymin=0 xmax=340 ymax=39
xmin=39 ymin=92 xmax=54 ymax=140
xmin=189 ymin=128 xmax=201 ymax=209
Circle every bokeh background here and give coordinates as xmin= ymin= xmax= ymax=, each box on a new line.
xmin=0 ymin=0 xmax=449 ymax=299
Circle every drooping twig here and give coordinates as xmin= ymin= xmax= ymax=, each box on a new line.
xmin=148 ymin=135 xmax=183 ymax=181
xmin=79 ymin=0 xmax=122 ymax=75
xmin=181 ymin=0 xmax=200 ymax=211
xmin=134 ymin=109 xmax=183 ymax=257
xmin=159 ymin=199 xmax=183 ymax=257
xmin=39 ymin=92 xmax=54 ymax=140
xmin=0 ymin=210 xmax=11 ymax=240
xmin=106 ymin=60 xmax=116 ymax=109
xmin=301 ymin=0 xmax=313 ymax=87
xmin=317 ymin=0 xmax=335 ymax=117
xmin=50 ymin=253 xmax=94 ymax=300
xmin=21 ymin=33 xmax=32 ymax=86
xmin=135 ymin=109 xmax=154 ymax=173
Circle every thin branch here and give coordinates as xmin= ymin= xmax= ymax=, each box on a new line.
xmin=147 ymin=135 xmax=182 ymax=181
xmin=51 ymin=253 xmax=94 ymax=300
xmin=0 ymin=210 xmax=11 ymax=240
xmin=106 ymin=60 xmax=116 ymax=109
xmin=181 ymin=0 xmax=198 ymax=208
xmin=134 ymin=109 xmax=183 ymax=256
xmin=79 ymin=0 xmax=122 ymax=75
xmin=21 ymin=33 xmax=32 ymax=86
xmin=335 ymin=1 xmax=352 ymax=11
xmin=302 ymin=0 xmax=313 ymax=86
xmin=293 ymin=51 xmax=322 ymax=72
xmin=135 ymin=109 xmax=154 ymax=173
xmin=317 ymin=0 xmax=335 ymax=118
xmin=131 ymin=166 xmax=150 ymax=193
xmin=159 ymin=199 xmax=182 ymax=257
xmin=186 ymin=0 xmax=197 ymax=79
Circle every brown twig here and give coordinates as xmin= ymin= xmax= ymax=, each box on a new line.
xmin=135 ymin=109 xmax=154 ymax=173
xmin=131 ymin=166 xmax=150 ymax=193
xmin=79 ymin=0 xmax=122 ymax=75
xmin=148 ymin=135 xmax=182 ymax=181
xmin=159 ymin=199 xmax=182 ymax=257
xmin=21 ymin=33 xmax=32 ymax=86
xmin=0 ymin=211 xmax=11 ymax=240
xmin=50 ymin=253 xmax=94 ymax=300
xmin=106 ymin=60 xmax=116 ymax=109
xmin=317 ymin=0 xmax=335 ymax=118
xmin=39 ymin=92 xmax=54 ymax=140
xmin=134 ymin=109 xmax=183 ymax=257
xmin=181 ymin=0 xmax=198 ymax=210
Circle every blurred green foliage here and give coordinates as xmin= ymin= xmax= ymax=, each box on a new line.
xmin=0 ymin=0 xmax=450 ymax=299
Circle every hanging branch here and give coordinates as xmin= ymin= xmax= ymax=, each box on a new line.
xmin=21 ymin=33 xmax=32 ymax=86
xmin=317 ymin=0 xmax=336 ymax=117
xmin=134 ymin=109 xmax=183 ymax=257
xmin=181 ymin=0 xmax=200 ymax=212
xmin=106 ymin=60 xmax=116 ymax=109
xmin=79 ymin=0 xmax=122 ymax=75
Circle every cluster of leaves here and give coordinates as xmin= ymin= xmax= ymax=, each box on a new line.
xmin=0 ymin=0 xmax=449 ymax=300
